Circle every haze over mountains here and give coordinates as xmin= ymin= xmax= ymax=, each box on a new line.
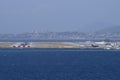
xmin=96 ymin=26 xmax=120 ymax=33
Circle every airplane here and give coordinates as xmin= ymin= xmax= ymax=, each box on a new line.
xmin=12 ymin=42 xmax=32 ymax=48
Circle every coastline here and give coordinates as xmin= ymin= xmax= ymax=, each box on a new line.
xmin=0 ymin=42 xmax=78 ymax=48
xmin=0 ymin=42 xmax=120 ymax=50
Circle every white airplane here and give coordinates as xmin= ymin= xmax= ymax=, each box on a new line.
xmin=11 ymin=42 xmax=32 ymax=48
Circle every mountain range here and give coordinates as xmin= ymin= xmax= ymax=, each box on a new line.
xmin=96 ymin=26 xmax=120 ymax=33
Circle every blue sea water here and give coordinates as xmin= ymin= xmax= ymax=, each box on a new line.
xmin=0 ymin=49 xmax=120 ymax=80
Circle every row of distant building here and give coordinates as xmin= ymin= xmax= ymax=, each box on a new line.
xmin=0 ymin=32 xmax=120 ymax=41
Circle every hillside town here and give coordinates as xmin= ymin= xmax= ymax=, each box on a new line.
xmin=0 ymin=32 xmax=120 ymax=41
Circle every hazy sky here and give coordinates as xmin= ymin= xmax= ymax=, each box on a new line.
xmin=0 ymin=0 xmax=120 ymax=33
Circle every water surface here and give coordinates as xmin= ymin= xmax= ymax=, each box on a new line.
xmin=0 ymin=49 xmax=120 ymax=80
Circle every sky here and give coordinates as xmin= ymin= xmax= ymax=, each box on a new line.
xmin=0 ymin=0 xmax=120 ymax=33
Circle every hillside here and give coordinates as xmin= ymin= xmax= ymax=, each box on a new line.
xmin=96 ymin=26 xmax=120 ymax=33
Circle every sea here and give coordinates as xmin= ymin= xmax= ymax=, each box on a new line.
xmin=0 ymin=49 xmax=120 ymax=80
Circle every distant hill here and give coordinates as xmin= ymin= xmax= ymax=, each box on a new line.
xmin=96 ymin=26 xmax=120 ymax=33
